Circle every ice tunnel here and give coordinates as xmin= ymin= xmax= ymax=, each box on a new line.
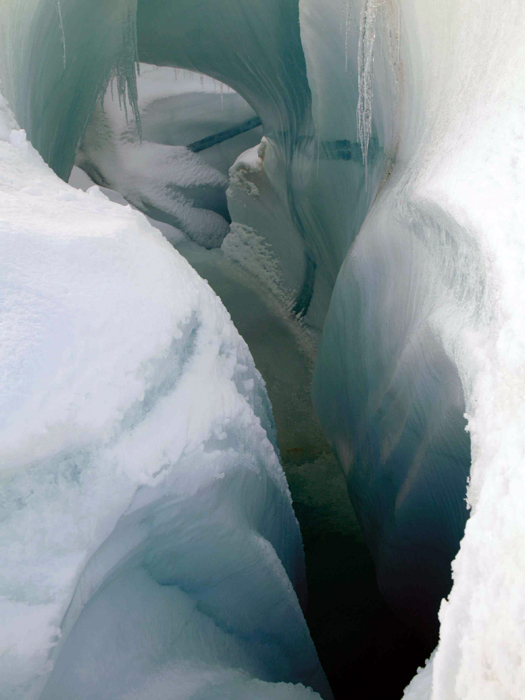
xmin=2 ymin=1 xmax=525 ymax=699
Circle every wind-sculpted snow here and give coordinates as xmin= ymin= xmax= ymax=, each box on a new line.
xmin=0 ymin=103 xmax=330 ymax=699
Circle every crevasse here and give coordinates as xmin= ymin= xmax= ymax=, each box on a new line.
xmin=1 ymin=2 xmax=525 ymax=700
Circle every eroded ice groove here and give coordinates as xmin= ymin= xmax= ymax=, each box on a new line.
xmin=55 ymin=1 xmax=66 ymax=70
xmin=356 ymin=0 xmax=382 ymax=185
xmin=297 ymin=0 xmax=395 ymax=330
xmin=299 ymin=0 xmax=466 ymax=645
xmin=0 ymin=0 xmax=142 ymax=180
xmin=313 ymin=0 xmax=525 ymax=697
xmin=0 ymin=100 xmax=330 ymax=699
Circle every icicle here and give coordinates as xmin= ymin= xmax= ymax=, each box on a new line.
xmin=339 ymin=0 xmax=352 ymax=72
xmin=200 ymin=74 xmax=204 ymax=90
xmin=397 ymin=3 xmax=401 ymax=68
xmin=220 ymin=82 xmax=224 ymax=110
xmin=339 ymin=0 xmax=346 ymax=33
xmin=356 ymin=0 xmax=383 ymax=187
xmin=56 ymin=0 xmax=66 ymax=70
xmin=345 ymin=0 xmax=351 ymax=72
xmin=174 ymin=68 xmax=179 ymax=80
xmin=104 ymin=3 xmax=142 ymax=140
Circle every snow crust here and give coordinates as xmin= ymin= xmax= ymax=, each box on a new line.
xmin=0 ymin=101 xmax=328 ymax=699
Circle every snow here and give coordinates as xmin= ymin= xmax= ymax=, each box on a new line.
xmin=226 ymin=139 xmax=307 ymax=306
xmin=0 ymin=101 xmax=329 ymax=699
xmin=74 ymin=65 xmax=264 ymax=249
xmin=76 ymin=98 xmax=230 ymax=248
xmin=68 ymin=166 xmax=187 ymax=246
xmin=403 ymin=657 xmax=434 ymax=700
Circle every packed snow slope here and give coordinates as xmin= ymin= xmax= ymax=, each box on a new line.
xmin=0 ymin=101 xmax=331 ymax=699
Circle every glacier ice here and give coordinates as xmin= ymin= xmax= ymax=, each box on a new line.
xmin=0 ymin=101 xmax=330 ymax=699
xmin=1 ymin=0 xmax=525 ymax=699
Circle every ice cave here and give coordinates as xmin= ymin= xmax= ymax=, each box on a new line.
xmin=1 ymin=1 xmax=525 ymax=699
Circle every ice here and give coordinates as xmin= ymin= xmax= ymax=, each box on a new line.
xmin=75 ymin=66 xmax=265 ymax=248
xmin=306 ymin=0 xmax=525 ymax=696
xmin=0 ymin=0 xmax=143 ymax=179
xmin=55 ymin=1 xmax=66 ymax=70
xmin=2 ymin=0 xmax=525 ymax=698
xmin=0 ymin=101 xmax=329 ymax=699
xmin=356 ymin=0 xmax=382 ymax=184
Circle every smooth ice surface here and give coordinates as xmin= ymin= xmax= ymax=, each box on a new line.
xmin=306 ymin=0 xmax=525 ymax=696
xmin=296 ymin=0 xmax=469 ymax=644
xmin=0 ymin=98 xmax=329 ymax=699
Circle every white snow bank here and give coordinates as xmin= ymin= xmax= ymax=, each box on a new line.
xmin=0 ymin=102 xmax=329 ymax=700
xmin=68 ymin=165 xmax=187 ymax=246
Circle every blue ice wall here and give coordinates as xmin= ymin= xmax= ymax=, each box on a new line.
xmin=0 ymin=0 xmax=472 ymax=649
xmin=302 ymin=1 xmax=472 ymax=643
xmin=313 ymin=246 xmax=471 ymax=642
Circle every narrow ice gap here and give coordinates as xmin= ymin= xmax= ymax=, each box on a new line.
xmin=1 ymin=2 xmax=524 ymax=700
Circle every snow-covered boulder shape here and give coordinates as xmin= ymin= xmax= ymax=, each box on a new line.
xmin=0 ymin=102 xmax=330 ymax=699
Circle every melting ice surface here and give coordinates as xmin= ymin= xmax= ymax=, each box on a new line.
xmin=0 ymin=100 xmax=330 ymax=700
xmin=1 ymin=1 xmax=525 ymax=700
